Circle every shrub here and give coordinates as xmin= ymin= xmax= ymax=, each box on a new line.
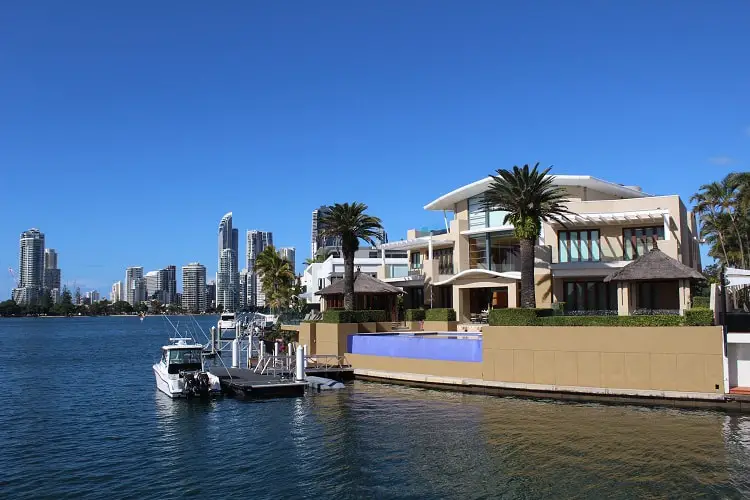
xmin=488 ymin=308 xmax=554 ymax=326
xmin=536 ymin=315 xmax=684 ymax=327
xmin=322 ymin=310 xmax=358 ymax=323
xmin=684 ymin=308 xmax=713 ymax=326
xmin=692 ymin=296 xmax=710 ymax=309
xmin=405 ymin=309 xmax=425 ymax=321
xmin=425 ymin=308 xmax=456 ymax=321
xmin=321 ymin=309 xmax=386 ymax=323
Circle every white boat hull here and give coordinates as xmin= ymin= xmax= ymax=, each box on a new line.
xmin=153 ymin=364 xmax=221 ymax=398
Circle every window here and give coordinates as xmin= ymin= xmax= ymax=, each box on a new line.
xmin=434 ymin=248 xmax=453 ymax=274
xmin=563 ymin=281 xmax=616 ymax=311
xmin=468 ymin=194 xmax=509 ymax=230
xmin=469 ymin=237 xmax=487 ymax=269
xmin=410 ymin=251 xmax=423 ymax=270
xmin=623 ymin=226 xmax=664 ymax=260
xmin=490 ymin=234 xmax=518 ymax=272
xmin=558 ymin=230 xmax=601 ymax=263
xmin=369 ymin=251 xmax=379 ymax=258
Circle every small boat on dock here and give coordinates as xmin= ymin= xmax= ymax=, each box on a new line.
xmin=218 ymin=312 xmax=236 ymax=331
xmin=153 ymin=337 xmax=221 ymax=398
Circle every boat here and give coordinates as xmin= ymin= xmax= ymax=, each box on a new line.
xmin=153 ymin=337 xmax=221 ymax=398
xmin=218 ymin=312 xmax=236 ymax=331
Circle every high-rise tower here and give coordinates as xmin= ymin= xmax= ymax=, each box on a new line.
xmin=246 ymin=230 xmax=273 ymax=308
xmin=182 ymin=262 xmax=207 ymax=313
xmin=217 ymin=212 xmax=239 ymax=312
xmin=12 ymin=228 xmax=45 ymax=305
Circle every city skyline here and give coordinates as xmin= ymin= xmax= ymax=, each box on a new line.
xmin=1 ymin=2 xmax=743 ymax=297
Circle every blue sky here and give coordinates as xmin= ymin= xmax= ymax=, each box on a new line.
xmin=1 ymin=1 xmax=748 ymax=297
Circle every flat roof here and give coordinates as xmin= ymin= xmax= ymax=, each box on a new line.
xmin=424 ymin=175 xmax=651 ymax=211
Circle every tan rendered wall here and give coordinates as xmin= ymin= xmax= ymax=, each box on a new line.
xmin=315 ymin=323 xmax=359 ymax=356
xmin=482 ymin=326 xmax=725 ymax=393
xmin=298 ymin=322 xmax=317 ymax=355
xmin=348 ymin=353 xmax=483 ymax=379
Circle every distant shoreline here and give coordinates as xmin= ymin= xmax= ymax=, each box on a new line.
xmin=0 ymin=314 xmax=218 ymax=319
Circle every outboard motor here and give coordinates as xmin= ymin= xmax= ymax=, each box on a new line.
xmin=182 ymin=371 xmax=210 ymax=398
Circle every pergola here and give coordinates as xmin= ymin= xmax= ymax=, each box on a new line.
xmin=604 ymin=247 xmax=704 ymax=315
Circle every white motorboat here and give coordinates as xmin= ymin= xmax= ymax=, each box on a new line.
xmin=218 ymin=312 xmax=236 ymax=331
xmin=153 ymin=337 xmax=221 ymax=398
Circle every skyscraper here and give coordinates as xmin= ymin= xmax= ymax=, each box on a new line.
xmin=279 ymin=247 xmax=296 ymax=275
xmin=86 ymin=290 xmax=100 ymax=303
xmin=111 ymin=281 xmax=123 ymax=302
xmin=125 ymin=266 xmax=144 ymax=305
xmin=311 ymin=206 xmax=341 ymax=259
xmin=162 ymin=265 xmax=177 ymax=305
xmin=145 ymin=270 xmax=160 ymax=299
xmin=182 ymin=262 xmax=207 ymax=313
xmin=239 ymin=270 xmax=249 ymax=309
xmin=12 ymin=228 xmax=45 ymax=305
xmin=205 ymin=280 xmax=216 ymax=310
xmin=217 ymin=212 xmax=239 ymax=312
xmin=246 ymin=230 xmax=273 ymax=308
xmin=133 ymin=277 xmax=147 ymax=304
xmin=43 ymin=248 xmax=61 ymax=296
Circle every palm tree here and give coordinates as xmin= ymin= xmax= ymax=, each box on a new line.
xmin=482 ymin=163 xmax=573 ymax=308
xmin=318 ymin=203 xmax=384 ymax=311
xmin=255 ymin=245 xmax=296 ymax=313
xmin=692 ymin=178 xmax=745 ymax=267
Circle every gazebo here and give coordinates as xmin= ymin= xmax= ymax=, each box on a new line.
xmin=604 ymin=247 xmax=704 ymax=315
xmin=316 ymin=272 xmax=403 ymax=317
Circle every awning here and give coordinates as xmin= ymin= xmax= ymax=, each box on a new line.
xmin=550 ymin=208 xmax=669 ymax=226
xmin=726 ymin=268 xmax=750 ymax=287
xmin=379 ymin=236 xmax=453 ymax=251
xmin=433 ymin=268 xmax=520 ymax=286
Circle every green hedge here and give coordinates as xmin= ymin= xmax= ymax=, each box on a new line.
xmin=321 ymin=309 xmax=386 ymax=323
xmin=692 ymin=296 xmax=710 ymax=309
xmin=488 ymin=308 xmax=554 ymax=326
xmin=684 ymin=308 xmax=713 ymax=326
xmin=488 ymin=308 xmax=707 ymax=327
xmin=425 ymin=308 xmax=456 ymax=321
xmin=405 ymin=309 xmax=426 ymax=321
xmin=536 ymin=315 xmax=683 ymax=327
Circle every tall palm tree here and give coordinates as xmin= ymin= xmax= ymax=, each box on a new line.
xmin=255 ymin=245 xmax=296 ymax=313
xmin=318 ymin=203 xmax=383 ymax=311
xmin=692 ymin=178 xmax=745 ymax=267
xmin=482 ymin=163 xmax=573 ymax=308
xmin=303 ymin=255 xmax=325 ymax=266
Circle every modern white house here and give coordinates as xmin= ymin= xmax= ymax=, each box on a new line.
xmin=300 ymin=248 xmax=408 ymax=308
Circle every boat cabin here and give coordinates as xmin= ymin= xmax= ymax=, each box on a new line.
xmin=161 ymin=339 xmax=204 ymax=374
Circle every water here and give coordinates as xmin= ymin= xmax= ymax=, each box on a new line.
xmin=2 ymin=316 xmax=750 ymax=499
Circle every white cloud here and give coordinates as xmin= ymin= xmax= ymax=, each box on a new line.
xmin=708 ymin=156 xmax=736 ymax=166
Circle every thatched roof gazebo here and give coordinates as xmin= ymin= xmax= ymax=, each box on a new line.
xmin=316 ymin=272 xmax=403 ymax=316
xmin=604 ymin=247 xmax=704 ymax=315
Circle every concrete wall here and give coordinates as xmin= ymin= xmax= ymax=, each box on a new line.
xmin=348 ymin=353 xmax=483 ymax=379
xmin=482 ymin=326 xmax=725 ymax=393
xmin=298 ymin=322 xmax=317 ymax=355
xmin=315 ymin=322 xmax=359 ymax=356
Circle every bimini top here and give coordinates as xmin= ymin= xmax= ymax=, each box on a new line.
xmin=424 ymin=175 xmax=650 ymax=211
xmin=163 ymin=337 xmax=204 ymax=350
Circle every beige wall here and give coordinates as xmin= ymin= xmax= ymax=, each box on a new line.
xmin=348 ymin=353 xmax=483 ymax=379
xmin=482 ymin=326 xmax=725 ymax=393
xmin=315 ymin=322 xmax=359 ymax=356
xmin=298 ymin=322 xmax=317 ymax=355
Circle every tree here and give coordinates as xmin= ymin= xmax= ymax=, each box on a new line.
xmin=150 ymin=300 xmax=164 ymax=314
xmin=111 ymin=300 xmax=133 ymax=315
xmin=482 ymin=163 xmax=573 ymax=308
xmin=255 ymin=245 xmax=296 ymax=312
xmin=318 ymin=202 xmax=384 ymax=310
xmin=53 ymin=288 xmax=76 ymax=316
xmin=0 ymin=299 xmax=21 ymax=317
xmin=693 ymin=173 xmax=750 ymax=268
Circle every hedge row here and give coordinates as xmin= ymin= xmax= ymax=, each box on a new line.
xmin=321 ymin=309 xmax=387 ymax=323
xmin=405 ymin=309 xmax=425 ymax=321
xmin=692 ymin=296 xmax=710 ymax=309
xmin=489 ymin=307 xmax=713 ymax=327
xmin=425 ymin=308 xmax=456 ymax=321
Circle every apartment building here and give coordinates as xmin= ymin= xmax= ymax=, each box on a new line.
xmin=380 ymin=175 xmax=701 ymax=323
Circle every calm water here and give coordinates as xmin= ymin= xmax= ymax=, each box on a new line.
xmin=2 ymin=316 xmax=750 ymax=499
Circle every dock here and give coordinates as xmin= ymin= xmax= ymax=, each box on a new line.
xmin=209 ymin=367 xmax=307 ymax=399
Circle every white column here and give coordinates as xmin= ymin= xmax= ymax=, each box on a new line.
xmin=428 ymin=236 xmax=433 ymax=261
xmin=295 ymin=345 xmax=305 ymax=381
xmin=663 ymin=213 xmax=670 ymax=240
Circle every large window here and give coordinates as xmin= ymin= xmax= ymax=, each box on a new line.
xmin=563 ymin=281 xmax=616 ymax=312
xmin=558 ymin=230 xmax=601 ymax=263
xmin=471 ymin=233 xmax=519 ymax=271
xmin=410 ymin=251 xmax=423 ymax=270
xmin=434 ymin=248 xmax=454 ymax=274
xmin=468 ymin=194 xmax=509 ymax=230
xmin=623 ymin=226 xmax=664 ymax=260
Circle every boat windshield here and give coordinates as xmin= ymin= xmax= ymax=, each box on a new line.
xmin=166 ymin=348 xmax=203 ymax=373
xmin=220 ymin=314 xmax=234 ymax=321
